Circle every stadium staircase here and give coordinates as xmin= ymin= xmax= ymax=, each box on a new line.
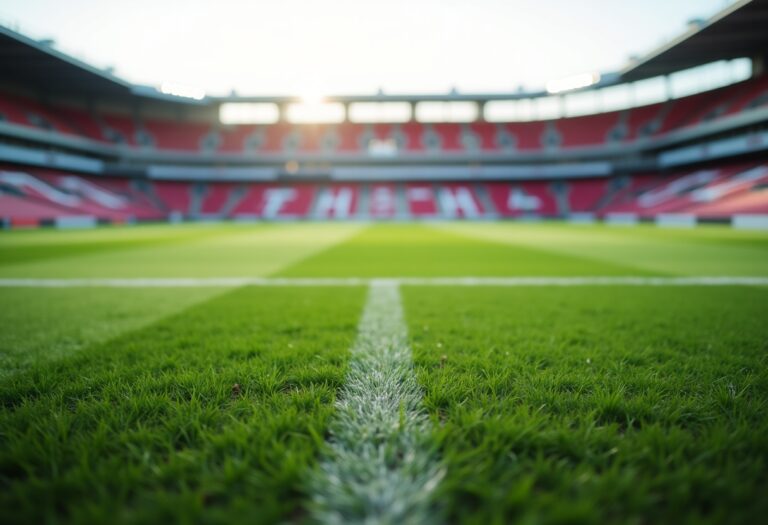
xmin=188 ymin=183 xmax=207 ymax=218
xmin=218 ymin=185 xmax=247 ymax=219
xmin=473 ymin=183 xmax=498 ymax=218
xmin=356 ymin=184 xmax=370 ymax=220
xmin=551 ymin=180 xmax=570 ymax=216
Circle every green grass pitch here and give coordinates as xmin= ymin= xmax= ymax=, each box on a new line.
xmin=1 ymin=222 xmax=767 ymax=524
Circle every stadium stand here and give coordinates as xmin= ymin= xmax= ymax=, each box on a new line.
xmin=0 ymin=192 xmax=61 ymax=221
xmin=565 ymin=178 xmax=609 ymax=213
xmin=143 ymin=119 xmax=212 ymax=151
xmin=405 ymin=184 xmax=440 ymax=217
xmin=198 ymin=182 xmax=239 ymax=216
xmin=557 ymin=113 xmax=619 ymax=147
xmin=2 ymin=160 xmax=768 ymax=225
xmin=313 ymin=185 xmax=359 ymax=219
xmin=1 ymin=74 xmax=766 ymax=154
xmin=153 ymin=180 xmax=193 ymax=215
xmin=436 ymin=184 xmax=485 ymax=218
xmin=368 ymin=184 xmax=398 ymax=218
xmin=1 ymin=2 xmax=767 ymax=227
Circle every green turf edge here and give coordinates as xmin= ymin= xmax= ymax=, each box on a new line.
xmin=0 ymin=285 xmax=366 ymax=525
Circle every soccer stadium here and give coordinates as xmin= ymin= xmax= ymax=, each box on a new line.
xmin=0 ymin=0 xmax=767 ymax=523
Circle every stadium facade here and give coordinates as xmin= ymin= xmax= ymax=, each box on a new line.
xmin=0 ymin=0 xmax=767 ymax=227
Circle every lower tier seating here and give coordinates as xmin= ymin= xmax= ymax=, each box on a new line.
xmin=2 ymin=161 xmax=766 ymax=225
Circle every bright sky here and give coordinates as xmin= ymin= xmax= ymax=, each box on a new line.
xmin=0 ymin=0 xmax=736 ymax=96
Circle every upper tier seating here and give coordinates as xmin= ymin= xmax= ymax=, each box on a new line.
xmin=0 ymin=93 xmax=80 ymax=136
xmin=1 ymin=75 xmax=766 ymax=154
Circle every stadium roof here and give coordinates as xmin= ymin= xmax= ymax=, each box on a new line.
xmin=620 ymin=0 xmax=768 ymax=81
xmin=0 ymin=0 xmax=765 ymax=104
xmin=0 ymin=25 xmax=134 ymax=98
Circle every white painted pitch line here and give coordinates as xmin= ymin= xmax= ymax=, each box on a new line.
xmin=308 ymin=282 xmax=444 ymax=524
xmin=0 ymin=276 xmax=767 ymax=287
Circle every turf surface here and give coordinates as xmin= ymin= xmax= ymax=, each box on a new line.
xmin=0 ymin=223 xmax=363 ymax=277
xmin=2 ymin=222 xmax=766 ymax=278
xmin=0 ymin=287 xmax=226 ymax=378
xmin=1 ymin=286 xmax=365 ymax=524
xmin=404 ymin=285 xmax=768 ymax=524
xmin=1 ymin=222 xmax=767 ymax=524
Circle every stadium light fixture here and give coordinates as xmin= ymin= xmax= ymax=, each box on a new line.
xmin=545 ymin=72 xmax=600 ymax=94
xmin=159 ymin=81 xmax=206 ymax=100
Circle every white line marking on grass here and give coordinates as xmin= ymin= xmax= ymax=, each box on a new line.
xmin=0 ymin=276 xmax=767 ymax=287
xmin=308 ymin=282 xmax=444 ymax=524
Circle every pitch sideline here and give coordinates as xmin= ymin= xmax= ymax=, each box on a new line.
xmin=308 ymin=282 xmax=443 ymax=523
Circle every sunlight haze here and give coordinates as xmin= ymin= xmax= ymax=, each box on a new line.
xmin=0 ymin=0 xmax=738 ymax=95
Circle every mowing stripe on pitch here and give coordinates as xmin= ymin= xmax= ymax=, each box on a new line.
xmin=1 ymin=276 xmax=767 ymax=287
xmin=308 ymin=282 xmax=443 ymax=524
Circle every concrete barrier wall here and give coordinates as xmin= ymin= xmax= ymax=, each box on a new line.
xmin=568 ymin=213 xmax=597 ymax=224
xmin=732 ymin=214 xmax=768 ymax=230
xmin=605 ymin=213 xmax=639 ymax=226
xmin=656 ymin=214 xmax=697 ymax=228
xmin=54 ymin=216 xmax=98 ymax=229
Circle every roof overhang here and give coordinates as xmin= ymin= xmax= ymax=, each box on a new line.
xmin=620 ymin=0 xmax=768 ymax=81
xmin=0 ymin=0 xmax=766 ymax=105
xmin=0 ymin=25 xmax=137 ymax=98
